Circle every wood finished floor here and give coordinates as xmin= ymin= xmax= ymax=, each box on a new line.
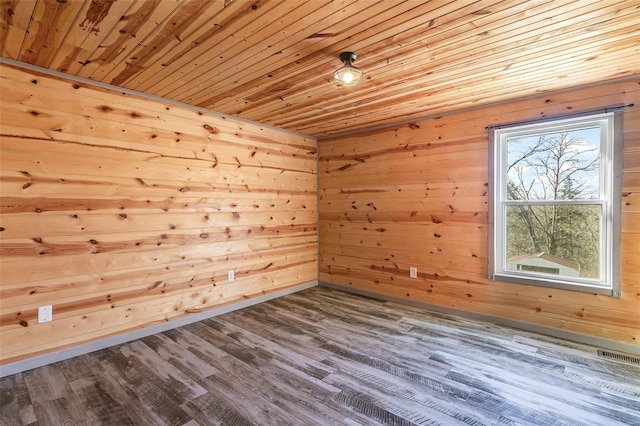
xmin=1 ymin=286 xmax=639 ymax=426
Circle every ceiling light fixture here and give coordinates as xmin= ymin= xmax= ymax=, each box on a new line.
xmin=333 ymin=51 xmax=364 ymax=86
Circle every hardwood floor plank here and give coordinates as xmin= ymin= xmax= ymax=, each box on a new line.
xmin=98 ymin=361 xmax=180 ymax=426
xmin=167 ymin=325 xmax=331 ymax=425
xmin=192 ymin=320 xmax=362 ymax=425
xmin=99 ymin=349 xmax=195 ymax=425
xmin=320 ymin=341 xmax=471 ymax=402
xmin=1 ymin=287 xmax=639 ymax=425
xmin=322 ymin=359 xmax=496 ymax=426
xmin=203 ymin=316 xmax=336 ymax=379
xmin=21 ymin=365 xmax=89 ymax=425
xmin=0 ymin=373 xmax=37 ymax=425
xmin=181 ymin=392 xmax=255 ymax=426
xmin=201 ymin=355 xmax=336 ymax=425
xmin=67 ymin=375 xmax=139 ymax=425
xmin=136 ymin=333 xmax=220 ymax=382
xmin=332 ymin=385 xmax=421 ymax=426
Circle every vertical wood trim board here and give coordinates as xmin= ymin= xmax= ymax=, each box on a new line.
xmin=318 ymin=79 xmax=640 ymax=346
xmin=0 ymin=63 xmax=318 ymax=365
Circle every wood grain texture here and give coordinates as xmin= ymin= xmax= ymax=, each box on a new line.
xmin=0 ymin=63 xmax=318 ymax=365
xmin=1 ymin=0 xmax=639 ymax=136
xmin=1 ymin=287 xmax=639 ymax=425
xmin=319 ymin=79 xmax=640 ymax=346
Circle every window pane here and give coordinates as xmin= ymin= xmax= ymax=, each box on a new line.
xmin=505 ymin=204 xmax=601 ymax=279
xmin=505 ymin=127 xmax=600 ymax=201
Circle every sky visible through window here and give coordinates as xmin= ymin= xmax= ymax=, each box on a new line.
xmin=506 ymin=126 xmax=600 ymax=201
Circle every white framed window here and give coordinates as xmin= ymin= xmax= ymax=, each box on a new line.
xmin=488 ymin=112 xmax=622 ymax=296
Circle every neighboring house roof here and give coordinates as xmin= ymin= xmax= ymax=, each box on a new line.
xmin=507 ymin=252 xmax=580 ymax=271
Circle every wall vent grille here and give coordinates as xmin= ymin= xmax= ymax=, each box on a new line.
xmin=597 ymin=350 xmax=640 ymax=365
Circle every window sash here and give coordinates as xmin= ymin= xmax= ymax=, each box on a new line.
xmin=502 ymin=199 xmax=605 ymax=206
xmin=488 ymin=112 xmax=622 ymax=297
xmin=497 ymin=202 xmax=606 ymax=286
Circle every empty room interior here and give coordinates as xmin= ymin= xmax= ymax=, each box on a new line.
xmin=1 ymin=1 xmax=639 ymax=424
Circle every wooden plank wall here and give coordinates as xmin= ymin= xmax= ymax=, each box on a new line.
xmin=0 ymin=64 xmax=318 ymax=365
xmin=319 ymin=79 xmax=640 ymax=346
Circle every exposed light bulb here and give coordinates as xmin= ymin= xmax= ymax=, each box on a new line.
xmin=333 ymin=51 xmax=364 ymax=86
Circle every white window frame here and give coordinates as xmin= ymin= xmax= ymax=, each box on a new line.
xmin=488 ymin=112 xmax=622 ymax=297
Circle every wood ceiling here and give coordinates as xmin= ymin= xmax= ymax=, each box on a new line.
xmin=1 ymin=0 xmax=639 ymax=137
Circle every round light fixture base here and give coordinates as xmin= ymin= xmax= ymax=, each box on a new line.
xmin=339 ymin=51 xmax=357 ymax=63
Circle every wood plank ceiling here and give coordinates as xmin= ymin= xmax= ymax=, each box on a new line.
xmin=1 ymin=0 xmax=639 ymax=137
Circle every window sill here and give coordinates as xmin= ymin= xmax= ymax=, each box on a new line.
xmin=489 ymin=273 xmax=620 ymax=297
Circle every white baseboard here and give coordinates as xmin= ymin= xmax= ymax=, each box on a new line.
xmin=319 ymin=281 xmax=640 ymax=356
xmin=0 ymin=281 xmax=317 ymax=378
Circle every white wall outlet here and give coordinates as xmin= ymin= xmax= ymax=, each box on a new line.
xmin=409 ymin=267 xmax=418 ymax=279
xmin=38 ymin=305 xmax=52 ymax=323
xmin=227 ymin=270 xmax=235 ymax=282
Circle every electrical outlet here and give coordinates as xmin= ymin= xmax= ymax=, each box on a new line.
xmin=409 ymin=267 xmax=418 ymax=279
xmin=227 ymin=270 xmax=235 ymax=282
xmin=38 ymin=305 xmax=52 ymax=323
